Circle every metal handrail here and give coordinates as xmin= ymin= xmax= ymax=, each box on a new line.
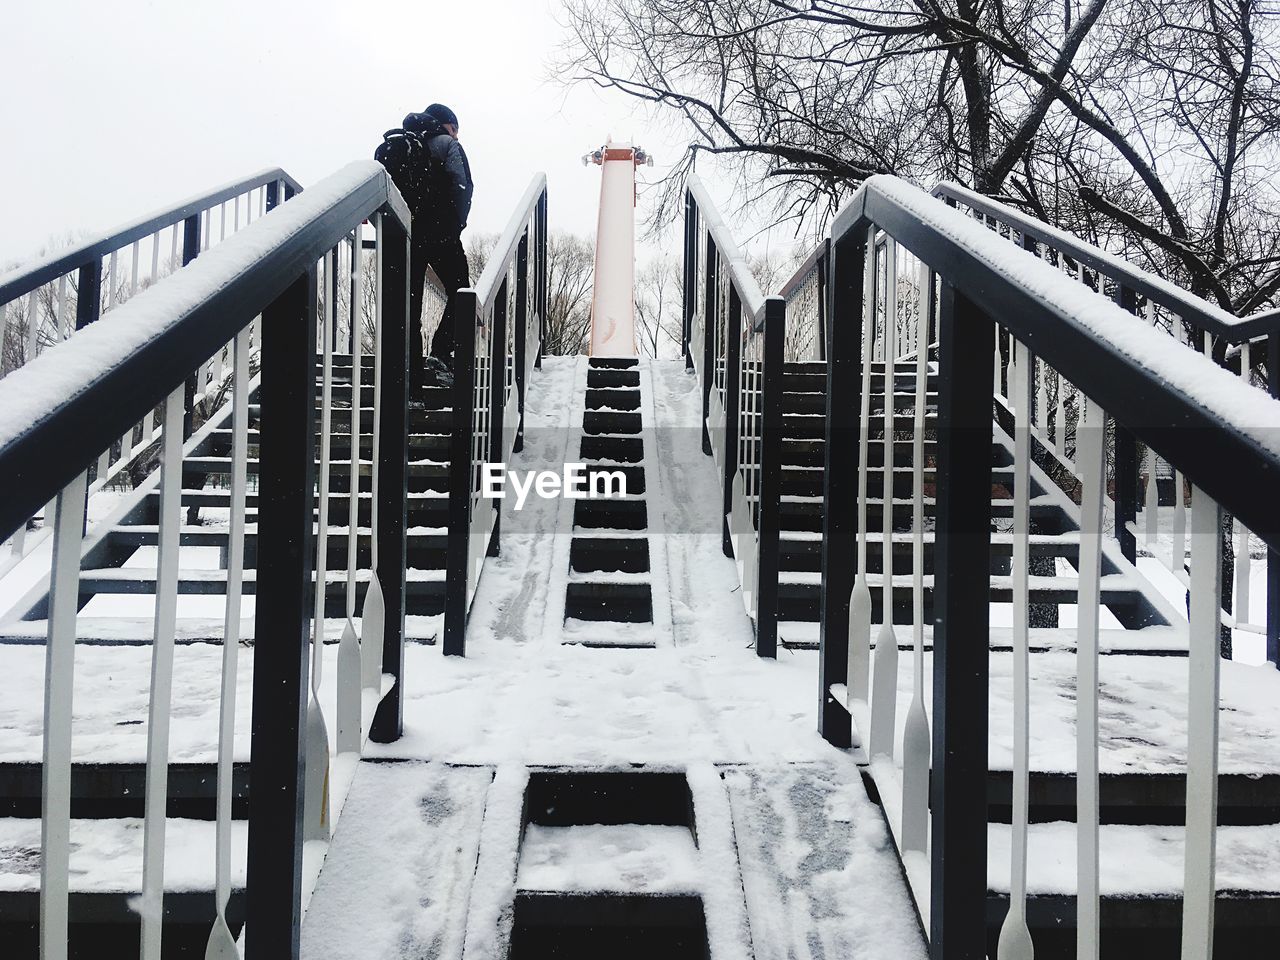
xmin=470 ymin=174 xmax=547 ymax=312
xmin=839 ymin=176 xmax=1280 ymax=544
xmin=0 ymin=167 xmax=303 ymax=306
xmin=932 ymin=180 xmax=1280 ymax=344
xmin=0 ymin=161 xmax=407 ymax=541
xmin=778 ymin=237 xmax=828 ymax=303
xmin=687 ymin=174 xmax=768 ymax=326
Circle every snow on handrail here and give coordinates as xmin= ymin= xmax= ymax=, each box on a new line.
xmin=0 ymin=167 xmax=304 ymax=305
xmin=0 ymin=161 xmax=408 ymax=541
xmin=932 ymin=180 xmax=1277 ymax=343
xmin=469 ymin=173 xmax=547 ymax=313
xmin=687 ymin=174 xmax=769 ymax=324
xmin=834 ymin=174 xmax=1280 ymax=544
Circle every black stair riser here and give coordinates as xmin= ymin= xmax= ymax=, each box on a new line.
xmin=564 ymin=582 xmax=653 ymax=622
xmin=570 ymin=537 xmax=651 ymax=574
xmin=586 ymin=369 xmax=641 ymax=389
xmin=573 ymin=499 xmax=648 ymax=530
xmin=579 ymin=436 xmax=645 ymax=464
xmin=583 ymin=411 xmax=643 ymax=435
xmin=585 ymin=388 xmax=641 ymax=411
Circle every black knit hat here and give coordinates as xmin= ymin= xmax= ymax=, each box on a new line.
xmin=424 ymin=103 xmax=458 ymax=127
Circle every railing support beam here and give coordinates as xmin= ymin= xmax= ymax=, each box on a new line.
xmin=371 ymin=216 xmax=410 ymax=741
xmin=817 ymin=230 xmax=865 ymax=747
xmin=444 ymin=290 xmax=480 ymax=657
xmin=721 ymin=287 xmax=742 ymax=557
xmin=245 ymin=267 xmax=318 ymax=960
xmin=755 ymin=297 xmax=784 ymax=658
xmin=930 ymin=281 xmax=993 ymax=960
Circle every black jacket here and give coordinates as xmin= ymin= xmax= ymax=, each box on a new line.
xmin=403 ymin=111 xmax=473 ymax=239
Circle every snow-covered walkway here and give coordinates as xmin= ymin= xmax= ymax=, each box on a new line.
xmin=301 ymin=358 xmax=929 ymax=959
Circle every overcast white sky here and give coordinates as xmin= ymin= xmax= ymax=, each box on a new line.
xmin=0 ymin=0 xmax=697 ymax=268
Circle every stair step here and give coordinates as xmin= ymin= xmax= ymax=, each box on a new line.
xmin=585 ymin=388 xmax=641 ymax=411
xmin=573 ymin=498 xmax=648 ymax=531
xmin=571 ymin=536 xmax=651 ymax=574
xmin=587 ymin=368 xmax=640 ymax=389
xmin=564 ymin=581 xmax=653 ymax=622
xmin=583 ymin=410 xmax=642 ymax=436
xmin=579 ymin=435 xmax=644 ymax=464
xmin=588 ymin=357 xmax=639 ymax=369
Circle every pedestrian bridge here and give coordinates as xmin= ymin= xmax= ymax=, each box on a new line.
xmin=0 ymin=159 xmax=1278 ymax=959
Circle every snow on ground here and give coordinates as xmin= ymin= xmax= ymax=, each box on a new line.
xmin=0 ymin=816 xmax=245 ymax=893
xmin=299 ymin=762 xmax=490 ymax=960
xmin=872 ymin=650 xmax=1280 ymax=775
xmin=988 ymin=821 xmax=1280 ymax=896
xmin=308 ymin=358 xmax=928 ymax=959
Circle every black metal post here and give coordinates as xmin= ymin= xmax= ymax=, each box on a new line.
xmin=181 ymin=213 xmax=202 ymax=439
xmin=701 ymin=235 xmax=718 ymax=456
xmin=74 ymin=261 xmax=102 ymax=331
xmin=814 ymin=240 xmax=829 ymax=362
xmin=444 ymin=290 xmax=479 ymax=657
xmin=755 ymin=297 xmax=784 ymax=658
xmin=535 ymin=192 xmax=547 ymax=369
xmin=371 ymin=216 xmax=410 ymax=742
xmin=683 ymin=195 xmax=696 ymax=369
xmin=245 ymin=266 xmax=317 ymax=960
xmin=721 ymin=286 xmax=743 ymax=557
xmin=513 ymin=232 xmax=529 ymax=454
xmin=1270 ymin=332 xmax=1280 ymax=668
xmin=817 ymin=229 xmax=864 ymax=747
xmin=488 ymin=279 xmax=508 ymax=557
xmin=930 ymin=281 xmax=992 ymax=960
xmin=1113 ymin=285 xmax=1139 ymax=563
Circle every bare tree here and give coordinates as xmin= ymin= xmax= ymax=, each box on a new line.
xmin=634 ymin=255 xmax=684 ymax=357
xmin=545 ymin=231 xmax=596 ymax=355
xmin=559 ymin=0 xmax=1280 ymax=323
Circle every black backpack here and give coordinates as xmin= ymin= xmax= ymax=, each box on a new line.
xmin=374 ymin=128 xmax=441 ymax=215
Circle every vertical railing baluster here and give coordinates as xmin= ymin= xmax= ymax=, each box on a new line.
xmin=849 ymin=226 xmax=877 ymax=706
xmin=151 ymin=229 xmax=161 ymax=283
xmin=247 ymin=266 xmax=318 ymax=959
xmin=870 ymin=238 xmax=899 ymax=758
xmin=57 ymin=274 xmax=68 ymax=339
xmin=701 ymin=234 xmax=718 ymax=455
xmin=1075 ymin=394 xmax=1106 ymax=960
xmin=38 ymin=469 xmax=88 ymax=960
xmin=1269 ymin=331 xmax=1280 ymax=668
xmin=818 ymin=226 xmax=866 ymax=747
xmin=1171 ymin=319 xmax=1188 ymax=572
xmin=757 ymin=297 xmax=784 ymax=658
xmin=721 ymin=286 xmax=743 ymax=558
xmin=1182 ymin=486 xmax=1223 ymax=958
xmin=998 ymin=339 xmax=1034 ymax=959
xmin=901 ymin=257 xmax=932 ymax=854
xmin=139 ymin=387 xmax=184 ymax=960
xmin=930 ymin=280 xmax=993 ymax=957
xmin=363 ymin=216 xmax=386 ymax=693
xmin=305 ymin=251 xmax=335 ymax=841
xmin=1143 ymin=304 xmax=1160 ymax=550
xmin=1233 ymin=340 xmax=1252 ymax=629
xmin=444 ymin=285 xmax=478 ymax=657
xmin=338 ymin=228 xmax=364 ymax=754
xmin=130 ymin=240 xmax=141 ymax=297
xmin=206 ymin=326 xmax=250 ymax=958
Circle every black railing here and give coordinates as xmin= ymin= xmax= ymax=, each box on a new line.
xmin=818 ymin=175 xmax=1280 ymax=958
xmin=444 ymin=176 xmax=548 ymax=656
xmin=0 ymin=161 xmax=410 ymax=959
xmin=936 ymin=182 xmax=1280 ymax=660
xmin=684 ymin=176 xmax=783 ymax=657
xmin=0 ymin=168 xmax=303 ymax=572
